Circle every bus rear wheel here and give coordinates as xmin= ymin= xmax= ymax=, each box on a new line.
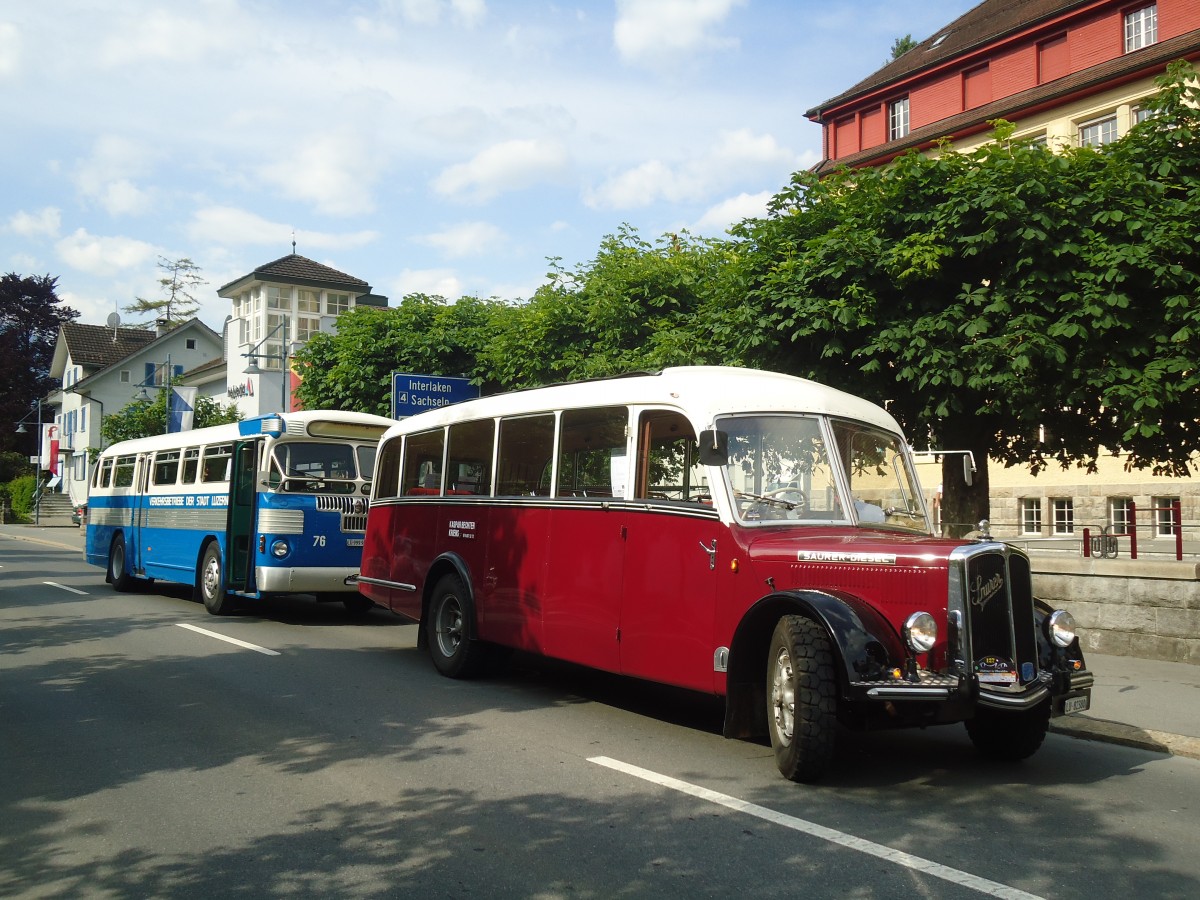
xmin=766 ymin=615 xmax=837 ymax=783
xmin=107 ymin=534 xmax=134 ymax=592
xmin=429 ymin=574 xmax=485 ymax=679
xmin=198 ymin=542 xmax=236 ymax=616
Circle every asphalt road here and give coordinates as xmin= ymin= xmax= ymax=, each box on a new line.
xmin=3 ymin=537 xmax=1199 ymax=899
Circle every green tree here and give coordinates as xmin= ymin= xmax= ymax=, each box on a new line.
xmin=484 ymin=227 xmax=738 ymax=388
xmin=101 ymin=384 xmax=240 ymax=444
xmin=292 ymin=294 xmax=509 ymax=415
xmin=889 ymin=33 xmax=917 ymax=62
xmin=728 ymin=62 xmax=1200 ymax=533
xmin=123 ymin=257 xmax=205 ymax=327
xmin=0 ymin=273 xmax=78 ymax=454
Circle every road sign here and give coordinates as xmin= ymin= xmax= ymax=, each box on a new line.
xmin=392 ymin=372 xmax=479 ymax=419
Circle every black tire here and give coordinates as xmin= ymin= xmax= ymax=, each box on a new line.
xmin=198 ymin=542 xmax=236 ymax=616
xmin=107 ymin=533 xmax=134 ymax=592
xmin=343 ymin=595 xmax=375 ymax=617
xmin=966 ymin=700 xmax=1051 ymax=761
xmin=428 ymin=574 xmax=485 ymax=679
xmin=766 ymin=615 xmax=838 ymax=783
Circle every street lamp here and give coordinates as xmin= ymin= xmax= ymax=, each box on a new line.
xmin=243 ymin=318 xmax=291 ymax=412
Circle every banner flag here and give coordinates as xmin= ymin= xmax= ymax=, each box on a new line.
xmin=168 ymin=386 xmax=198 ymax=433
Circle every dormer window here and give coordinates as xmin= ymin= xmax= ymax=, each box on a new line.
xmin=1125 ymin=5 xmax=1157 ymax=52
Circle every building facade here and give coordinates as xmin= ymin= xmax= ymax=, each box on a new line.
xmin=49 ymin=319 xmax=223 ymax=505
xmin=216 ymin=253 xmax=387 ymax=418
xmin=807 ymin=0 xmax=1200 ymax=171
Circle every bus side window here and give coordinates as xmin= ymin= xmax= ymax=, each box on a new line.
xmin=375 ymin=437 xmax=402 ymax=500
xmin=401 ymin=429 xmax=446 ymax=495
xmin=446 ymin=419 xmax=494 ymax=495
xmin=556 ymin=406 xmax=628 ymax=498
xmin=636 ymin=410 xmax=708 ymax=504
xmin=202 ymin=443 xmax=233 ymax=483
xmin=181 ymin=447 xmax=200 ymax=484
xmin=113 ymin=455 xmax=136 ymax=489
xmin=95 ymin=457 xmax=114 ymax=489
xmin=497 ymin=414 xmax=554 ymax=496
xmin=153 ymin=450 xmax=181 ymax=486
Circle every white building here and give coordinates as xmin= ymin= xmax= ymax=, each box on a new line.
xmin=216 ymin=253 xmax=387 ymax=418
xmin=48 ymin=319 xmax=223 ymax=505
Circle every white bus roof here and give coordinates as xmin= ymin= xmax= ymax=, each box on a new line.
xmin=98 ymin=409 xmax=395 ymax=458
xmin=380 ymin=367 xmax=903 ymax=440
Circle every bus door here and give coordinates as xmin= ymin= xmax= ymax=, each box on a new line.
xmin=132 ymin=453 xmax=153 ymax=574
xmin=618 ymin=410 xmax=720 ymax=692
xmin=227 ymin=439 xmax=261 ymax=593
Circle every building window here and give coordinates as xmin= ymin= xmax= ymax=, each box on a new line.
xmin=1153 ymin=496 xmax=1179 ymax=537
xmin=267 ymin=285 xmax=291 ymax=310
xmin=1051 ymin=498 xmax=1074 ymax=534
xmin=1125 ymin=5 xmax=1157 ymax=53
xmin=80 ymin=407 xmax=87 ymax=434
xmin=1109 ymin=497 xmax=1134 ymax=535
xmin=186 ymin=338 xmax=196 ymax=350
xmin=1134 ymin=105 xmax=1155 ymax=124
xmin=298 ymin=289 xmax=321 ymax=313
xmin=1020 ymin=498 xmax=1042 ymax=534
xmin=296 ymin=316 xmax=321 ymax=342
xmin=888 ymin=97 xmax=909 ymax=140
xmin=1079 ymin=115 xmax=1118 ymax=148
xmin=120 ymin=370 xmax=130 ymax=383
xmin=328 ymin=292 xmax=351 ymax=315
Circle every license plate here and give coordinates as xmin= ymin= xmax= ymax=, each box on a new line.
xmin=1063 ymin=695 xmax=1090 ymax=714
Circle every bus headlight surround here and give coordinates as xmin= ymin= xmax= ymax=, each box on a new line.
xmin=271 ymin=539 xmax=290 ymax=559
xmin=903 ymin=611 xmax=938 ymax=653
xmin=1048 ymin=609 xmax=1077 ymax=648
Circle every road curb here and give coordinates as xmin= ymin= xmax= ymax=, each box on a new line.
xmin=1051 ymin=716 xmax=1200 ymax=761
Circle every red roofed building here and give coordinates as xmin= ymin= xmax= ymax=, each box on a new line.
xmin=807 ymin=0 xmax=1200 ymax=172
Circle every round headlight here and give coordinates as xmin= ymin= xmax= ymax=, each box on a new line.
xmin=903 ymin=611 xmax=938 ymax=653
xmin=1048 ymin=609 xmax=1077 ymax=648
xmin=270 ymin=539 xmax=290 ymax=559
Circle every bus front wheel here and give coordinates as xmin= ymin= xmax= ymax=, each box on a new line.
xmin=199 ymin=543 xmax=236 ymax=616
xmin=107 ymin=534 xmax=134 ymax=592
xmin=766 ymin=615 xmax=837 ymax=783
xmin=428 ymin=574 xmax=485 ymax=679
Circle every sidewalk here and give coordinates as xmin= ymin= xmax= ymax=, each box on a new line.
xmin=2 ymin=522 xmax=1198 ymax=760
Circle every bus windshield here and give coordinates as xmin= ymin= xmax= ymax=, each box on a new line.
xmin=271 ymin=441 xmax=365 ymax=495
xmin=718 ymin=414 xmax=929 ymax=532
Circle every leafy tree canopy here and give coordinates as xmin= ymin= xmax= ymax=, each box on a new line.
xmin=0 ymin=273 xmax=78 ymax=454
xmin=889 ymin=33 xmax=917 ymax=61
xmin=101 ymin=383 xmax=241 ymax=445
xmin=726 ymin=61 xmax=1200 ymax=530
xmin=122 ymin=257 xmax=205 ymax=327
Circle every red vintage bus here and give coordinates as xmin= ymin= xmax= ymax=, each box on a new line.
xmin=359 ymin=367 xmax=1091 ymax=782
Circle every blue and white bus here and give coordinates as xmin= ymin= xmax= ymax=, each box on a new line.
xmin=85 ymin=410 xmax=394 ymax=615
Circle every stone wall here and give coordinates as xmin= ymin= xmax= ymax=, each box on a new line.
xmin=1029 ymin=555 xmax=1200 ymax=665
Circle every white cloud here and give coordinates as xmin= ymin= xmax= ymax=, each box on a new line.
xmin=97 ymin=4 xmax=239 ymax=66
xmin=585 ymin=129 xmax=799 ymax=210
xmin=389 ymin=0 xmax=486 ymax=28
xmin=187 ymin=206 xmax=379 ymax=251
xmin=613 ymin=0 xmax=746 ymax=66
xmin=433 ymin=139 xmax=569 ymax=203
xmin=56 ymin=229 xmax=158 ymax=277
xmin=390 ymin=268 xmax=465 ymax=299
xmin=257 ymin=136 xmax=382 ymax=216
xmin=0 ymin=22 xmax=20 ymax=77
xmin=7 ymin=207 xmax=61 ymax=238
xmin=416 ymin=221 xmax=505 ymax=259
xmin=73 ymin=136 xmax=156 ymax=216
xmin=691 ymin=191 xmax=772 ymax=234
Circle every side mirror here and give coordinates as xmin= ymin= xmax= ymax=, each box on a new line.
xmin=697 ymin=429 xmax=729 ymax=466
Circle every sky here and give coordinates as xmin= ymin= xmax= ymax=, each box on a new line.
xmin=1 ymin=0 xmax=978 ymax=333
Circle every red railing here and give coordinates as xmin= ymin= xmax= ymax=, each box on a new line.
xmin=1082 ymin=500 xmax=1183 ymax=561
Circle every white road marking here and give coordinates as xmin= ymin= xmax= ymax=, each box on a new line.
xmin=44 ymin=581 xmax=88 ymax=595
xmin=175 ymin=623 xmax=281 ymax=656
xmin=588 ymin=756 xmax=1045 ymax=900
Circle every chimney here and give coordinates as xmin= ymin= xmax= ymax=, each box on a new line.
xmin=155 ymin=317 xmax=171 ymax=337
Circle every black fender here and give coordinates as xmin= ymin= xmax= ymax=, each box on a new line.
xmin=723 ymin=589 xmax=906 ymax=740
xmin=417 ymin=552 xmax=476 ymax=651
xmin=1032 ymin=598 xmax=1087 ymax=689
